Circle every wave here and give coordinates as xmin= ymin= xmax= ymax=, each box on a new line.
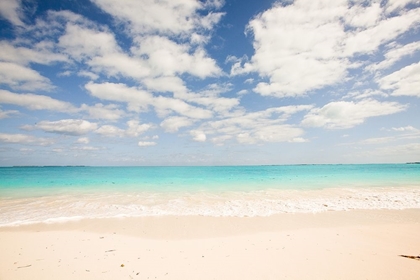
xmin=1 ymin=186 xmax=419 ymax=227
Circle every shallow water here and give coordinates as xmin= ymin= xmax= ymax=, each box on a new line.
xmin=1 ymin=164 xmax=419 ymax=226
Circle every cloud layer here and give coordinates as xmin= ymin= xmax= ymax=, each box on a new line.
xmin=0 ymin=0 xmax=419 ymax=165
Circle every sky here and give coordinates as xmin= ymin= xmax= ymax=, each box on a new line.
xmin=0 ymin=0 xmax=419 ymax=166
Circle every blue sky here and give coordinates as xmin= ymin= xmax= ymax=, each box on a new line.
xmin=0 ymin=0 xmax=419 ymax=166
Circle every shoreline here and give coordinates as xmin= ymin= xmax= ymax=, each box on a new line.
xmin=1 ymin=209 xmax=419 ymax=279
xmin=2 ymin=185 xmax=420 ymax=226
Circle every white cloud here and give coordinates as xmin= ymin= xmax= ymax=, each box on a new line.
xmin=71 ymin=146 xmax=100 ymax=151
xmin=126 ymin=120 xmax=152 ymax=137
xmin=204 ymin=0 xmax=225 ymax=9
xmin=355 ymin=142 xmax=420 ymax=162
xmin=290 ymin=137 xmax=308 ymax=143
xmin=133 ymin=35 xmax=221 ymax=78
xmin=367 ymin=41 xmax=420 ymax=72
xmin=58 ymin=16 xmax=221 ymax=80
xmin=0 ymin=0 xmax=23 ymax=26
xmin=344 ymin=2 xmax=382 ymax=29
xmin=80 ymin=103 xmax=124 ymax=121
xmin=342 ymin=7 xmax=420 ymax=56
xmin=0 ymin=41 xmax=68 ymax=65
xmin=302 ymin=99 xmax=407 ymax=129
xmin=34 ymin=119 xmax=98 ymax=135
xmin=0 ymin=90 xmax=77 ymax=112
xmin=95 ymin=120 xmax=152 ymax=137
xmin=77 ymin=70 xmax=99 ymax=80
xmin=238 ymin=125 xmax=304 ymax=144
xmin=85 ymin=82 xmax=153 ymax=112
xmin=85 ymin=82 xmax=213 ymax=119
xmin=76 ymin=137 xmax=90 ymax=144
xmin=190 ymin=130 xmax=206 ymax=142
xmin=142 ymin=76 xmax=187 ymax=94
xmin=58 ymin=22 xmax=118 ymax=60
xmin=385 ymin=0 xmax=419 ymax=14
xmin=392 ymin=126 xmax=418 ymax=132
xmin=59 ymin=22 xmax=150 ymax=80
xmin=58 ymin=70 xmax=72 ymax=77
xmin=138 ymin=141 xmax=157 ymax=147
xmin=199 ymin=105 xmax=311 ymax=144
xmin=54 ymin=1 xmax=224 ymax=83
xmin=359 ymin=136 xmax=395 ymax=145
xmin=0 ymin=62 xmax=53 ymax=91
xmin=241 ymin=0 xmax=349 ymax=97
xmin=0 ymin=133 xmax=54 ymax=145
xmin=378 ymin=62 xmax=420 ymax=97
xmin=90 ymin=0 xmax=223 ymax=37
xmin=154 ymin=95 xmax=213 ymax=119
xmin=344 ymin=89 xmax=387 ymax=100
xmin=210 ymin=135 xmax=232 ymax=145
xmin=160 ymin=116 xmax=194 ymax=132
xmin=95 ymin=125 xmax=124 ymax=137
xmin=233 ymin=0 xmax=420 ymax=98
xmin=173 ymin=83 xmax=239 ymax=114
xmin=0 ymin=108 xmax=18 ymax=119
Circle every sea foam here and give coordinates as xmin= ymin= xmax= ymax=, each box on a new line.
xmin=1 ymin=187 xmax=419 ymax=226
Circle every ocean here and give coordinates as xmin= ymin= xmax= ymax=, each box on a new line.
xmin=0 ymin=164 xmax=419 ymax=226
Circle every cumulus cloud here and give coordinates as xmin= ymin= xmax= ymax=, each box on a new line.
xmin=142 ymin=76 xmax=187 ymax=94
xmin=154 ymin=95 xmax=213 ymax=119
xmin=353 ymin=143 xmax=420 ymax=162
xmin=58 ymin=21 xmax=151 ymax=80
xmin=0 ymin=62 xmax=53 ymax=91
xmin=126 ymin=120 xmax=152 ymax=137
xmin=0 ymin=41 xmax=68 ymax=65
xmin=392 ymin=126 xmax=418 ymax=132
xmin=198 ymin=105 xmax=311 ymax=144
xmin=95 ymin=125 xmax=124 ymax=137
xmin=95 ymin=120 xmax=152 ymax=137
xmin=301 ymin=99 xmax=407 ymax=129
xmin=85 ymin=82 xmax=213 ymax=119
xmin=33 ymin=119 xmax=98 ymax=135
xmin=173 ymin=83 xmax=239 ymax=114
xmin=0 ymin=108 xmax=18 ymax=119
xmin=138 ymin=141 xmax=157 ymax=147
xmin=80 ymin=103 xmax=124 ymax=121
xmin=237 ymin=125 xmax=305 ymax=144
xmin=53 ymin=9 xmax=221 ymax=81
xmin=0 ymin=0 xmax=24 ymax=26
xmin=160 ymin=116 xmax=195 ymax=132
xmin=132 ymin=35 xmax=221 ymax=78
xmin=190 ymin=130 xmax=207 ymax=142
xmin=85 ymin=82 xmax=153 ymax=112
xmin=367 ymin=42 xmax=420 ymax=72
xmin=378 ymin=62 xmax=420 ymax=97
xmin=90 ymin=0 xmax=224 ymax=37
xmin=71 ymin=146 xmax=100 ymax=151
xmin=0 ymin=90 xmax=77 ymax=112
xmin=76 ymin=137 xmax=90 ymax=144
xmin=385 ymin=0 xmax=418 ymax=14
xmin=232 ymin=0 xmax=420 ymax=97
xmin=0 ymin=133 xmax=54 ymax=145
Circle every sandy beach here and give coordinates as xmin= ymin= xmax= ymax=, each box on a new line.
xmin=1 ymin=209 xmax=419 ymax=280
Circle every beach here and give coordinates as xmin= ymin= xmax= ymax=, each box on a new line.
xmin=1 ymin=209 xmax=419 ymax=280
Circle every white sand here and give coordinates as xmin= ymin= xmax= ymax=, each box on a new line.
xmin=1 ymin=209 xmax=419 ymax=280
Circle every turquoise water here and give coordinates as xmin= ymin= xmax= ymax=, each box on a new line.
xmin=0 ymin=164 xmax=419 ymax=226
